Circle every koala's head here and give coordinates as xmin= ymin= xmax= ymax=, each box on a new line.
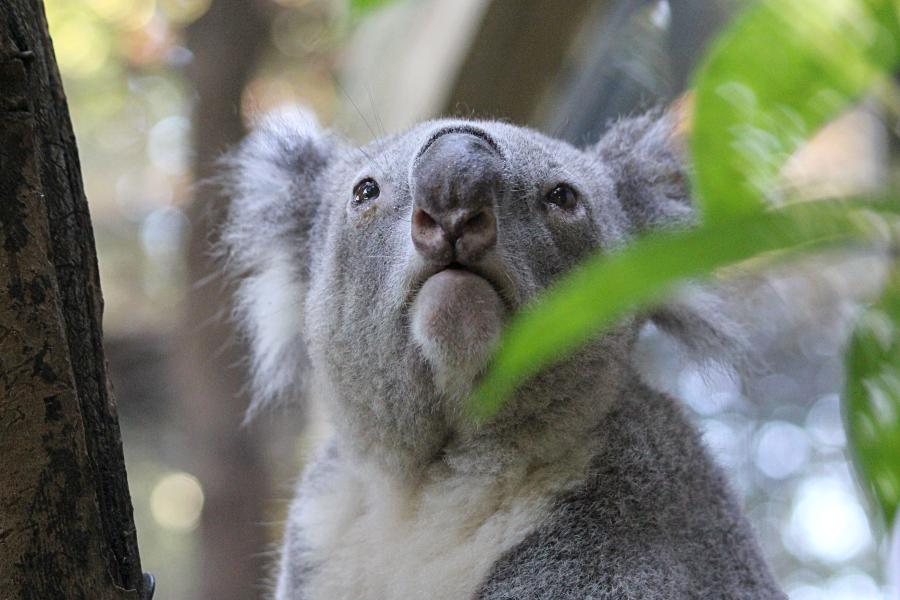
xmin=222 ymin=107 xmax=702 ymax=472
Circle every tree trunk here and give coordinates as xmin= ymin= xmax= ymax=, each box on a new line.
xmin=442 ymin=0 xmax=598 ymax=125
xmin=667 ymin=0 xmax=729 ymax=93
xmin=176 ymin=1 xmax=272 ymax=598
xmin=0 ymin=1 xmax=149 ymax=599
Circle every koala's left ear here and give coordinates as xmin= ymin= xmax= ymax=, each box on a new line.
xmin=593 ymin=108 xmax=694 ymax=233
xmin=219 ymin=106 xmax=342 ymax=419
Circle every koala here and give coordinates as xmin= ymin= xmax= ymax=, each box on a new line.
xmin=221 ymin=106 xmax=785 ymax=600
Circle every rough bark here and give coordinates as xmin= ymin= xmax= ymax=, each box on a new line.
xmin=0 ymin=1 xmax=148 ymax=598
xmin=177 ymin=0 xmax=273 ymax=598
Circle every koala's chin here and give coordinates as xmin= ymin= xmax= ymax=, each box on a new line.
xmin=410 ymin=268 xmax=504 ymax=399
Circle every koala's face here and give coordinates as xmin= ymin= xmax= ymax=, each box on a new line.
xmin=224 ymin=108 xmax=691 ymax=469
xmin=313 ymin=121 xmax=630 ymax=389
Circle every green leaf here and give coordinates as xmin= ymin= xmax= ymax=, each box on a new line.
xmin=469 ymin=0 xmax=900 ymax=423
xmin=351 ymin=0 xmax=397 ymax=15
xmin=691 ymin=0 xmax=900 ymax=224
xmin=846 ymin=275 xmax=900 ymax=526
xmin=469 ymin=200 xmax=899 ymax=421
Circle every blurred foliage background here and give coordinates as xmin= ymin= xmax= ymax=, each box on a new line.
xmin=44 ymin=0 xmax=898 ymax=598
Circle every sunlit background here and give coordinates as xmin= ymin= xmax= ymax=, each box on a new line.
xmin=46 ymin=0 xmax=896 ymax=598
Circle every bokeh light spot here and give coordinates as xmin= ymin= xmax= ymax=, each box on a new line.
xmin=147 ymin=116 xmax=191 ymax=175
xmin=140 ymin=206 xmax=190 ymax=262
xmin=159 ymin=0 xmax=212 ymax=25
xmin=149 ymin=472 xmax=204 ymax=532
xmin=755 ymin=421 xmax=811 ymax=480
xmin=787 ymin=476 xmax=872 ymax=563
xmin=677 ymin=366 xmax=740 ymax=416
xmin=805 ymin=394 xmax=846 ymax=448
xmin=54 ymin=17 xmax=112 ymax=78
xmin=87 ymin=0 xmax=156 ymax=30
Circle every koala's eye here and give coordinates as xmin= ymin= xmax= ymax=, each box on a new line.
xmin=545 ymin=184 xmax=577 ymax=210
xmin=353 ymin=178 xmax=380 ymax=205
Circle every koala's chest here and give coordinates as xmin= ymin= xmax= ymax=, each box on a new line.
xmin=296 ymin=464 xmax=561 ymax=600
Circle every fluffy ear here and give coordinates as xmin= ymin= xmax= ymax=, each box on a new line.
xmin=219 ymin=106 xmax=341 ymax=418
xmin=644 ymin=283 xmax=758 ymax=378
xmin=594 ymin=108 xmax=694 ymax=233
xmin=596 ymin=108 xmax=756 ymax=373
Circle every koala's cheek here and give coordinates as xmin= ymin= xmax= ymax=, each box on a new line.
xmin=410 ymin=270 xmax=503 ymax=396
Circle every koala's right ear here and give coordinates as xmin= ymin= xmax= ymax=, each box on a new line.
xmin=219 ymin=106 xmax=342 ymax=419
xmin=596 ymin=106 xmax=758 ymax=376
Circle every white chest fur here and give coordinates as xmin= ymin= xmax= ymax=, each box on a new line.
xmin=293 ymin=458 xmax=577 ymax=600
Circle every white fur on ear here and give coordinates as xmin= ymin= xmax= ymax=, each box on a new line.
xmin=234 ymin=252 xmax=309 ymax=420
xmin=220 ymin=105 xmax=337 ymax=419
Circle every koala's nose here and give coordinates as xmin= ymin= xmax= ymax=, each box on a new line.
xmin=411 ymin=132 xmax=501 ymax=264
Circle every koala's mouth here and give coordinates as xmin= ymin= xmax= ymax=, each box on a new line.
xmin=408 ymin=261 xmax=509 ymax=392
xmin=444 ymin=262 xmax=484 ymax=277
xmin=407 ymin=261 xmax=515 ymax=314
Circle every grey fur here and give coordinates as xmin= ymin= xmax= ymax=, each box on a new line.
xmin=221 ymin=106 xmax=784 ymax=599
xmin=477 ymin=375 xmax=782 ymax=600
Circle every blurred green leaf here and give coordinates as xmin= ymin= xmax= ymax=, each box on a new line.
xmin=691 ymin=0 xmax=900 ymax=224
xmin=351 ymin=0 xmax=397 ymax=15
xmin=470 ymin=200 xmax=899 ymax=421
xmin=470 ymin=0 xmax=900 ymax=442
xmin=846 ymin=276 xmax=900 ymax=526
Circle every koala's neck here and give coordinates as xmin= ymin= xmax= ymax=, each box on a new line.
xmin=323 ymin=365 xmax=633 ymax=482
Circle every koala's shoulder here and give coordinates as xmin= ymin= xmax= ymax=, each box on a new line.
xmin=477 ymin=385 xmax=784 ymax=599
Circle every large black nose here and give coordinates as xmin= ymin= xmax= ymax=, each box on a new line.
xmin=411 ymin=132 xmax=501 ymax=264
